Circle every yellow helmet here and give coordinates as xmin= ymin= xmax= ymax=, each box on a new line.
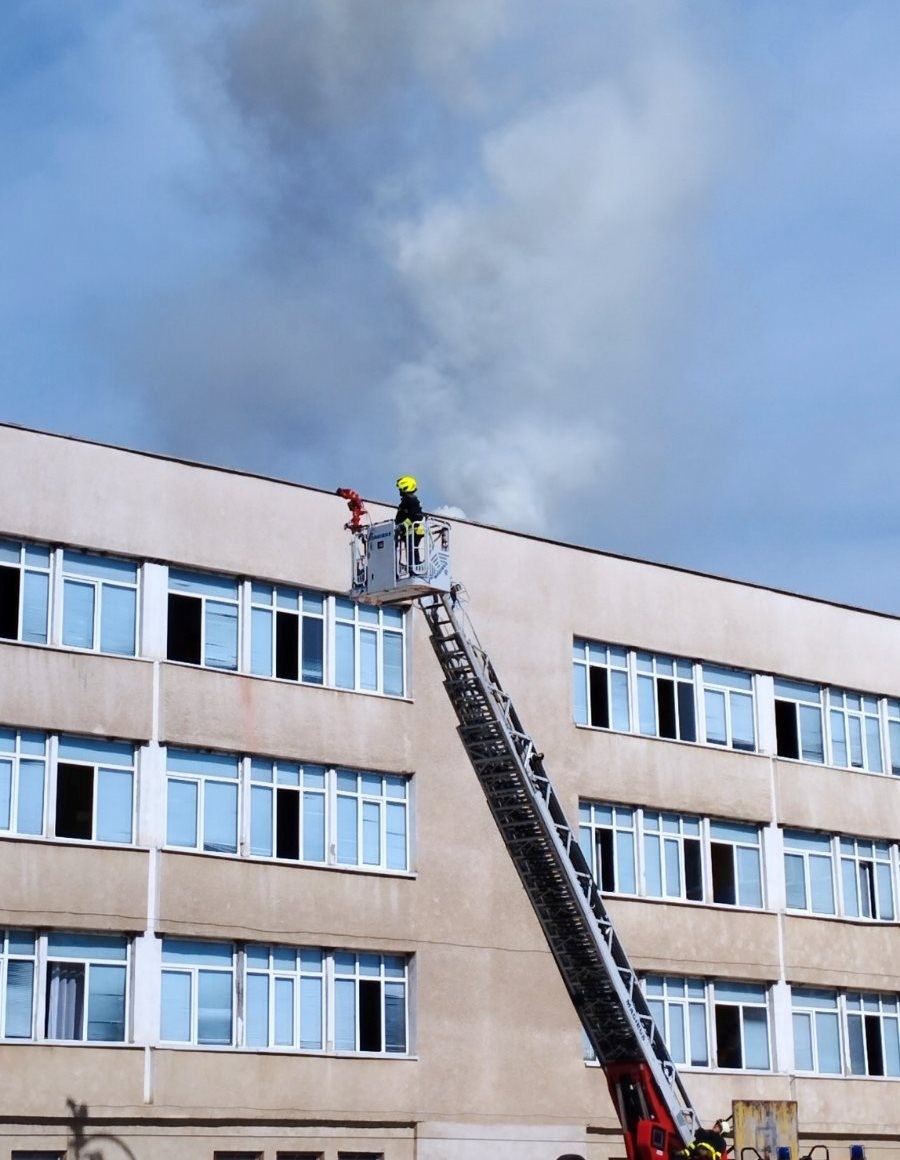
xmin=396 ymin=475 xmax=417 ymax=494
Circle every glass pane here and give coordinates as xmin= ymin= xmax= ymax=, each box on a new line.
xmin=793 ymin=1013 xmax=813 ymax=1070
xmin=87 ymin=964 xmax=126 ymax=1041
xmin=100 ymin=585 xmax=136 ymax=655
xmin=737 ymin=846 xmax=763 ymax=908
xmin=669 ymin=1002 xmax=686 ymax=1063
xmin=47 ymin=933 xmax=127 ymax=959
xmin=362 ymin=800 xmax=380 ymax=865
xmin=847 ymin=1014 xmax=866 ymax=1074
xmin=336 ymin=795 xmax=358 ymax=865
xmin=383 ymin=632 xmax=404 ymax=696
xmin=664 ymin=839 xmax=681 ymax=898
xmin=301 ymin=616 xmax=324 ymax=684
xmin=384 ymin=981 xmax=406 ymax=1052
xmin=204 ymin=781 xmax=238 ymax=853
xmin=848 ymin=716 xmax=864 ymax=768
xmin=689 ymin=1001 xmax=708 ymax=1065
xmin=205 ymin=602 xmax=238 ymax=670
xmin=644 ymin=835 xmax=662 ymax=896
xmin=637 ymin=675 xmax=656 ymax=735
xmin=877 ymin=863 xmax=895 ymax=921
xmin=842 ymin=859 xmax=859 ymax=917
xmin=246 ymin=972 xmax=269 ymax=1047
xmin=704 ymin=690 xmax=726 ymax=745
xmin=302 ymin=791 xmax=326 ymax=862
xmin=611 ymin=670 xmax=630 ymax=731
xmin=334 ymin=978 xmax=356 ymax=1051
xmin=799 ymin=705 xmax=824 ymax=763
xmin=22 ymin=570 xmax=49 ymax=644
xmin=160 ymin=971 xmax=191 ymax=1041
xmin=866 ymin=716 xmax=883 ymax=773
xmin=386 ymin=802 xmax=407 ymax=870
xmin=4 ymin=959 xmax=34 ymax=1037
xmin=62 ymin=580 xmax=95 ymax=649
xmin=359 ymin=629 xmax=378 ymax=691
xmin=300 ymin=976 xmax=323 ymax=1050
xmin=815 ymin=1011 xmax=841 ymax=1074
xmin=250 ymin=785 xmax=273 ymax=857
xmin=17 ymin=759 xmax=45 ymax=834
xmin=810 ymin=856 xmax=836 ymax=914
xmin=731 ymin=693 xmax=755 ymax=749
xmin=830 ymin=710 xmax=847 ymax=766
xmin=169 ymin=570 xmax=238 ymax=599
xmin=275 ymin=977 xmax=294 ymax=1046
xmin=167 ymin=779 xmax=198 ymax=848
xmin=0 ymin=758 xmax=10 ymax=829
xmin=161 ymin=939 xmax=232 ymax=967
xmin=335 ymin=623 xmax=355 ymax=689
xmin=615 ymin=830 xmax=636 ymax=894
xmin=96 ymin=768 xmax=133 ymax=844
xmin=251 ymin=608 xmax=273 ymax=676
xmin=197 ymin=970 xmax=233 ymax=1044
xmin=573 ymin=666 xmax=587 ymax=725
xmin=743 ymin=1007 xmax=770 ymax=1068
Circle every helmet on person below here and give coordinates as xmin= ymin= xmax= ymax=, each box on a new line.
xmin=396 ymin=475 xmax=418 ymax=494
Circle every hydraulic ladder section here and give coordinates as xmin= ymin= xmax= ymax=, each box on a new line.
xmin=420 ymin=588 xmax=699 ymax=1156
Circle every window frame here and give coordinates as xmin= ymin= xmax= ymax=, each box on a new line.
xmin=60 ymin=550 xmax=139 ymax=656
xmin=0 ymin=538 xmax=51 ymax=645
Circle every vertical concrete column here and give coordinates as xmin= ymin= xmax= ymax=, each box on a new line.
xmin=141 ymin=562 xmax=169 ymax=660
xmin=755 ymin=674 xmax=777 ymax=756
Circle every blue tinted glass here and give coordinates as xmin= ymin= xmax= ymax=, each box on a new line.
xmin=793 ymin=1013 xmax=813 ymax=1070
xmin=799 ymin=705 xmax=824 ymax=762
xmin=47 ymin=933 xmax=127 ymax=959
xmin=64 ymin=552 xmax=137 ymax=583
xmin=276 ymin=763 xmax=300 ymax=786
xmin=251 ymin=759 xmax=273 ymax=783
xmin=166 ymin=779 xmax=198 ymax=847
xmin=334 ymin=597 xmax=355 ymax=620
xmin=22 ymin=570 xmax=49 ymax=644
xmin=247 ymin=945 xmax=270 ymax=967
xmin=359 ymin=629 xmax=377 ymax=691
xmin=16 ymin=760 xmax=44 ymax=834
xmin=250 ymin=785 xmax=273 ymax=857
xmin=0 ymin=540 xmax=20 ymax=564
xmin=611 ymin=670 xmax=630 ymax=730
xmin=704 ymin=690 xmax=726 ymax=745
xmin=62 ymin=580 xmax=95 ymax=648
xmin=573 ymin=666 xmax=587 ymax=725
xmin=205 ymin=602 xmax=238 ymax=670
xmin=383 ymin=631 xmax=404 ymax=696
xmin=731 ymin=693 xmax=755 ymax=749
xmin=276 ymin=586 xmax=299 ymax=610
xmin=245 ymin=973 xmax=269 ymax=1047
xmin=302 ymin=591 xmax=324 ymax=614
xmin=193 ymin=969 xmax=239 ymax=1047
xmin=204 ymin=781 xmax=238 ymax=853
xmin=100 ymin=585 xmax=136 ymax=656
xmin=336 ymin=770 xmax=358 ymax=793
xmin=0 ymin=759 xmax=10 ymax=829
xmin=162 ymin=939 xmax=232 ymax=967
xmin=87 ymin=964 xmax=126 ymax=1041
xmin=715 ymin=981 xmax=766 ymax=1003
xmin=0 ymin=729 xmax=14 ymax=752
xmin=816 ymin=1011 xmax=842 ymax=1073
xmin=637 ymin=675 xmax=656 ymax=735
xmin=303 ymin=766 xmax=326 ymax=789
xmin=784 ymin=854 xmax=807 ymax=909
xmin=20 ymin=731 xmax=47 ymax=755
xmin=24 ymin=544 xmax=50 ymax=568
xmin=866 ymin=716 xmax=883 ymax=773
xmin=334 ymin=978 xmax=356 ymax=1051
xmin=303 ymin=791 xmax=325 ymax=862
xmin=386 ymin=802 xmax=407 ymax=870
xmin=275 ymin=977 xmax=294 ymax=1045
xmin=5 ymin=959 xmax=34 ymax=1037
xmin=644 ymin=834 xmax=662 ymax=896
xmin=737 ymin=846 xmax=763 ymax=907
xmin=251 ymin=582 xmax=273 ymax=605
xmin=96 ymin=768 xmax=133 ymax=844
xmin=169 ymin=570 xmax=238 ymax=599
xmin=335 ymin=623 xmax=355 ymax=688
xmin=810 ymin=856 xmax=836 ymax=914
xmin=160 ymin=971 xmax=191 ymax=1041
xmin=251 ymin=608 xmax=273 ymax=676
xmin=362 ymin=800 xmax=380 ymax=865
xmin=337 ymin=796 xmax=358 ymax=864
xmin=59 ymin=737 xmax=133 ymax=766
xmin=167 ymin=749 xmax=238 ymax=777
xmin=616 ymin=831 xmax=636 ymax=893
xmin=775 ymin=678 xmax=821 ymax=701
xmin=689 ymin=1002 xmax=708 ymax=1065
xmin=301 ymin=616 xmax=324 ymax=684
xmin=743 ymin=1007 xmax=770 ymax=1068
xmin=385 ymin=981 xmax=406 ymax=1052
xmin=300 ymin=976 xmax=323 ymax=1049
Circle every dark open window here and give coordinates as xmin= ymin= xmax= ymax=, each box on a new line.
xmin=589 ymin=667 xmax=609 ymax=727
xmin=775 ymin=700 xmax=799 ymax=758
xmin=276 ymin=788 xmax=300 ymax=860
xmin=275 ymin=611 xmax=299 ymax=681
xmin=55 ymin=763 xmax=93 ymax=839
xmin=358 ymin=979 xmax=382 ymax=1051
xmin=0 ymin=565 xmax=20 ymax=639
xmin=715 ymin=1004 xmax=742 ymax=1068
xmin=711 ymin=843 xmax=737 ymax=904
xmin=596 ymin=830 xmax=615 ymax=891
xmin=684 ymin=838 xmax=703 ymax=901
xmin=167 ymin=594 xmax=202 ymax=663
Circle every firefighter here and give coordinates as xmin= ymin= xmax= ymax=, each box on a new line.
xmin=677 ymin=1122 xmax=728 ymax=1160
xmin=395 ymin=475 xmax=425 ymax=572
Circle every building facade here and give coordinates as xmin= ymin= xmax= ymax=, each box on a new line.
xmin=0 ymin=423 xmax=898 ymax=1160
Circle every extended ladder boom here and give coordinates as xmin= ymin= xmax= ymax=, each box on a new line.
xmin=347 ymin=515 xmax=700 ymax=1160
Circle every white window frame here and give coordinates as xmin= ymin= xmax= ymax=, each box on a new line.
xmin=331 ymin=951 xmax=409 ymax=1056
xmin=243 ymin=945 xmax=325 ymax=1052
xmin=166 ymin=568 xmax=241 ymax=671
xmin=712 ymin=981 xmax=771 ymax=1070
xmin=0 ymin=537 xmax=52 ymax=645
xmin=331 ymin=598 xmax=407 ymax=696
xmin=59 ymin=550 xmax=140 ymax=657
xmin=160 ymin=939 xmax=235 ymax=1047
xmin=783 ymin=829 xmax=837 ymax=915
xmin=791 ymin=986 xmax=842 ymax=1074
xmin=838 ymin=837 xmax=895 ymax=921
xmin=0 ymin=728 xmax=48 ymax=838
xmin=41 ymin=932 xmax=130 ymax=1043
xmin=826 ymin=688 xmax=885 ymax=773
xmin=643 ymin=975 xmax=710 ymax=1067
xmin=0 ymin=929 xmax=37 ymax=1040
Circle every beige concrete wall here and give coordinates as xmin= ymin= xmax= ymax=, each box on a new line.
xmin=784 ymin=914 xmax=900 ymax=991
xmin=775 ymin=759 xmax=900 ymax=837
xmin=0 ymin=841 xmax=148 ymax=930
xmin=0 ymin=641 xmax=153 ymax=740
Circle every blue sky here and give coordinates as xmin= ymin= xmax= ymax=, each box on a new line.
xmin=3 ymin=1 xmax=900 ymax=612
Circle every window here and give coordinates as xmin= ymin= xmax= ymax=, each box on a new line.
xmin=61 ymin=551 xmax=138 ymax=655
xmin=784 ymin=830 xmax=836 ymax=914
xmin=846 ymin=992 xmax=900 ymax=1076
xmin=709 ymin=820 xmax=763 ymax=907
xmin=167 ymin=749 xmax=239 ymax=854
xmin=250 ymin=584 xmax=324 ymax=683
xmin=827 ymin=688 xmax=883 ymax=772
xmin=0 ymin=730 xmax=134 ymax=845
xmin=572 ymin=640 xmax=755 ymax=752
xmin=161 ymin=940 xmax=409 ymax=1057
xmin=334 ymin=952 xmax=408 ymax=1054
xmin=213 ymin=1152 xmax=262 ymax=1159
xmin=887 ymin=700 xmax=900 ymax=776
xmin=0 ymin=728 xmax=48 ymax=836
xmin=54 ymin=736 xmax=134 ymax=844
xmin=277 ymin=1155 xmax=323 ymax=1160
xmin=168 ymin=749 xmax=411 ymax=873
xmin=167 ymin=569 xmax=239 ymax=669
xmin=578 ymin=803 xmax=637 ymax=894
xmin=774 ymin=679 xmax=824 ymax=762
xmin=713 ymin=982 xmax=770 ymax=1069
xmin=245 ymin=946 xmax=324 ymax=1050
xmin=701 ymin=665 xmax=755 ymax=751
xmin=644 ymin=976 xmax=709 ymax=1066
xmin=0 ymin=930 xmax=37 ymax=1038
xmin=161 ymin=939 xmax=234 ymax=1045
xmin=792 ymin=988 xmax=842 ymax=1074
xmin=0 ymin=539 xmax=50 ymax=644
xmin=12 ymin=1152 xmax=65 ymax=1160
xmin=579 ymin=803 xmax=763 ymax=908
xmin=338 ymin=1155 xmax=384 ymax=1160
xmin=643 ymin=811 xmax=703 ymax=901
xmin=335 ymin=770 xmax=409 ymax=870
xmin=334 ymin=599 xmax=405 ymax=696
xmin=840 ymin=838 xmax=895 ymax=920
xmin=44 ymin=933 xmax=128 ymax=1041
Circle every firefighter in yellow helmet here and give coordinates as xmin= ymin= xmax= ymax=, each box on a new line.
xmin=395 ymin=475 xmax=425 ymax=572
xmin=676 ymin=1122 xmax=728 ymax=1160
